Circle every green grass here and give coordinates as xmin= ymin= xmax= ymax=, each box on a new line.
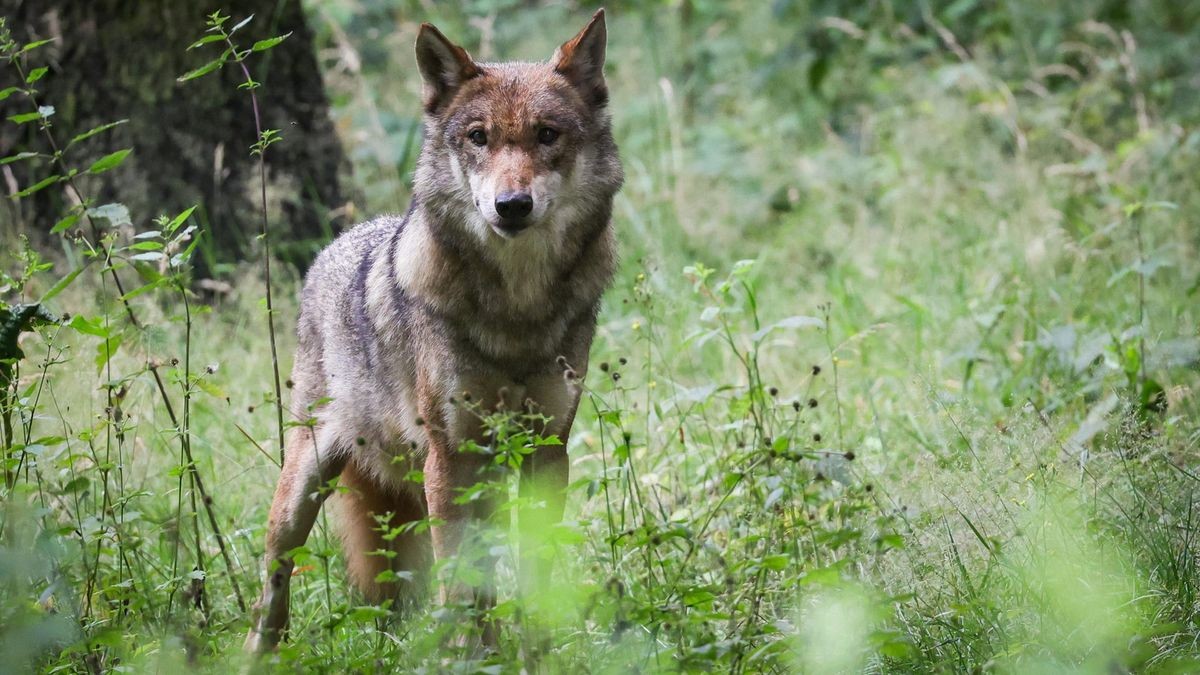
xmin=3 ymin=2 xmax=1200 ymax=672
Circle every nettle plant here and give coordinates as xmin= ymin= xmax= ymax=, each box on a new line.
xmin=544 ymin=260 xmax=911 ymax=670
xmin=180 ymin=10 xmax=291 ymax=464
xmin=0 ymin=13 xmax=288 ymax=671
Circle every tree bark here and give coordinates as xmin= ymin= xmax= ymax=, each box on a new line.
xmin=0 ymin=0 xmax=357 ymax=275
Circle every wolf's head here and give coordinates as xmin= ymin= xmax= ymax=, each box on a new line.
xmin=412 ymin=10 xmax=622 ymax=245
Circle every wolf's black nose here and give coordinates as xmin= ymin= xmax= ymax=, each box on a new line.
xmin=495 ymin=192 xmax=533 ymax=220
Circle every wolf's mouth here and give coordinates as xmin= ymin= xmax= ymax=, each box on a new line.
xmin=491 ymin=217 xmax=532 ymax=239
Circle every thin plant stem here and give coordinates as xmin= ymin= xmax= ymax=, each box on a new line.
xmin=222 ymin=34 xmax=287 ymax=465
xmin=9 ymin=57 xmax=245 ymax=614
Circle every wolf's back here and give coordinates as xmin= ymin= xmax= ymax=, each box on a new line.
xmin=291 ymin=216 xmax=405 ymax=412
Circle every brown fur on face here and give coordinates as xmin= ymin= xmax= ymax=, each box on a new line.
xmin=415 ymin=11 xmax=618 ymax=240
xmin=446 ymin=72 xmax=585 ymax=191
xmin=246 ymin=10 xmax=621 ymax=656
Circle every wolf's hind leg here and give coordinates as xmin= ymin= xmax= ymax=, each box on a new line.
xmin=245 ymin=426 xmax=347 ymax=654
xmin=335 ymin=464 xmax=432 ymax=609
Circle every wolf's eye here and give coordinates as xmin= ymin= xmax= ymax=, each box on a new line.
xmin=537 ymin=127 xmax=560 ymax=145
xmin=468 ymin=129 xmax=487 ymax=146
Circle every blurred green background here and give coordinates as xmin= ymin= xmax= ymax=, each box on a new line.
xmin=1 ymin=1 xmax=1199 ymax=672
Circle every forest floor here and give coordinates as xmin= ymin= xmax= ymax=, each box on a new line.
xmin=3 ymin=3 xmax=1199 ymax=672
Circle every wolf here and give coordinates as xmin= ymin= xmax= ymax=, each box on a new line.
xmin=244 ymin=9 xmax=622 ymax=653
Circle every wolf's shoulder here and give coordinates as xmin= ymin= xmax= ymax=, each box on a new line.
xmin=304 ymin=215 xmax=404 ymax=290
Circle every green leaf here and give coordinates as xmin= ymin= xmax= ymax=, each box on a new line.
xmin=88 ymin=203 xmax=131 ymax=227
xmin=196 ymin=379 xmax=227 ymax=399
xmin=187 ymin=34 xmax=225 ymax=50
xmin=9 ymin=174 xmax=60 ymax=199
xmin=50 ymin=212 xmax=80 ymax=234
xmin=1140 ymin=378 xmax=1167 ymax=414
xmin=751 ymin=315 xmax=825 ymax=342
xmin=0 ymin=151 xmax=41 ymax=165
xmin=87 ymin=149 xmax=132 ymax=174
xmin=40 ymin=267 xmax=84 ymax=303
xmin=251 ymin=33 xmax=291 ymax=52
xmin=95 ymin=333 xmax=124 ymax=373
xmin=0 ymin=304 xmax=57 ymax=363
xmin=130 ymin=251 xmax=165 ymax=262
xmin=68 ymin=315 xmax=109 ymax=338
xmin=8 ymin=111 xmax=43 ymax=124
xmin=25 ymin=66 xmax=48 ymax=84
xmin=0 ymin=86 xmax=21 ymax=101
xmin=761 ymin=554 xmax=790 ymax=571
xmin=165 ymin=205 xmax=198 ymax=234
xmin=174 ymin=233 xmax=203 ymax=266
xmin=119 ymin=278 xmax=168 ymax=302
xmin=68 ymin=120 xmax=128 ymax=147
xmin=128 ymin=241 xmax=163 ymax=252
xmin=809 ymin=55 xmax=831 ymax=93
xmin=800 ymin=562 xmax=845 ymax=586
xmin=61 ymin=476 xmax=90 ymax=494
xmin=20 ymin=39 xmax=55 ymax=54
xmin=178 ymin=58 xmax=225 ymax=82
xmin=229 ymin=15 xmax=255 ymax=35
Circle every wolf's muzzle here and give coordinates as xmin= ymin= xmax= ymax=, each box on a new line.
xmin=495 ymin=191 xmax=533 ymax=219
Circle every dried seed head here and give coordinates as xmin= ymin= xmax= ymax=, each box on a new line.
xmin=808 ymin=398 xmax=818 ymax=408
xmin=611 ymin=372 xmax=621 ymax=382
xmin=356 ymin=437 xmax=366 ymax=446
xmin=247 ymin=405 xmax=255 ymax=413
xmin=171 ymin=357 xmax=180 ymax=366
xmin=415 ymin=416 xmax=425 ymax=426
xmin=285 ymin=379 xmax=294 ymax=389
xmin=812 ymin=433 xmax=822 ymax=442
xmin=599 ymin=361 xmax=610 ymax=372
xmin=812 ymin=365 xmax=821 ymax=376
xmin=843 ymin=451 xmax=856 ymax=461
xmin=768 ymin=386 xmax=778 ymax=397
xmin=792 ymin=401 xmax=802 ymax=412
xmin=618 ymin=357 xmax=628 ymax=366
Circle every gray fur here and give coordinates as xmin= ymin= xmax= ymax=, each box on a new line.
xmin=246 ymin=10 xmax=622 ymax=653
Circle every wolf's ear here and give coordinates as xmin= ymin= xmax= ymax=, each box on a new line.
xmin=552 ymin=9 xmax=608 ymax=106
xmin=416 ymin=23 xmax=480 ymax=113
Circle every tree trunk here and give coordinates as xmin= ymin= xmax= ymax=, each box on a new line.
xmin=0 ymin=0 xmax=357 ymax=275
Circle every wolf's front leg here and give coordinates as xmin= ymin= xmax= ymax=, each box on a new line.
xmin=518 ymin=374 xmax=579 ymax=597
xmin=422 ymin=421 xmax=500 ymax=635
xmin=419 ymin=376 xmax=508 ymax=646
xmin=245 ymin=426 xmax=347 ymax=654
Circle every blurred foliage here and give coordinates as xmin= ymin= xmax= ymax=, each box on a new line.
xmin=0 ymin=0 xmax=1198 ymax=672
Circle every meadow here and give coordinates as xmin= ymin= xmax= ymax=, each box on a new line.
xmin=2 ymin=1 xmax=1199 ymax=672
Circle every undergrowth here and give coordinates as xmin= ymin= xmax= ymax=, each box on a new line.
xmin=2 ymin=3 xmax=1199 ymax=673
